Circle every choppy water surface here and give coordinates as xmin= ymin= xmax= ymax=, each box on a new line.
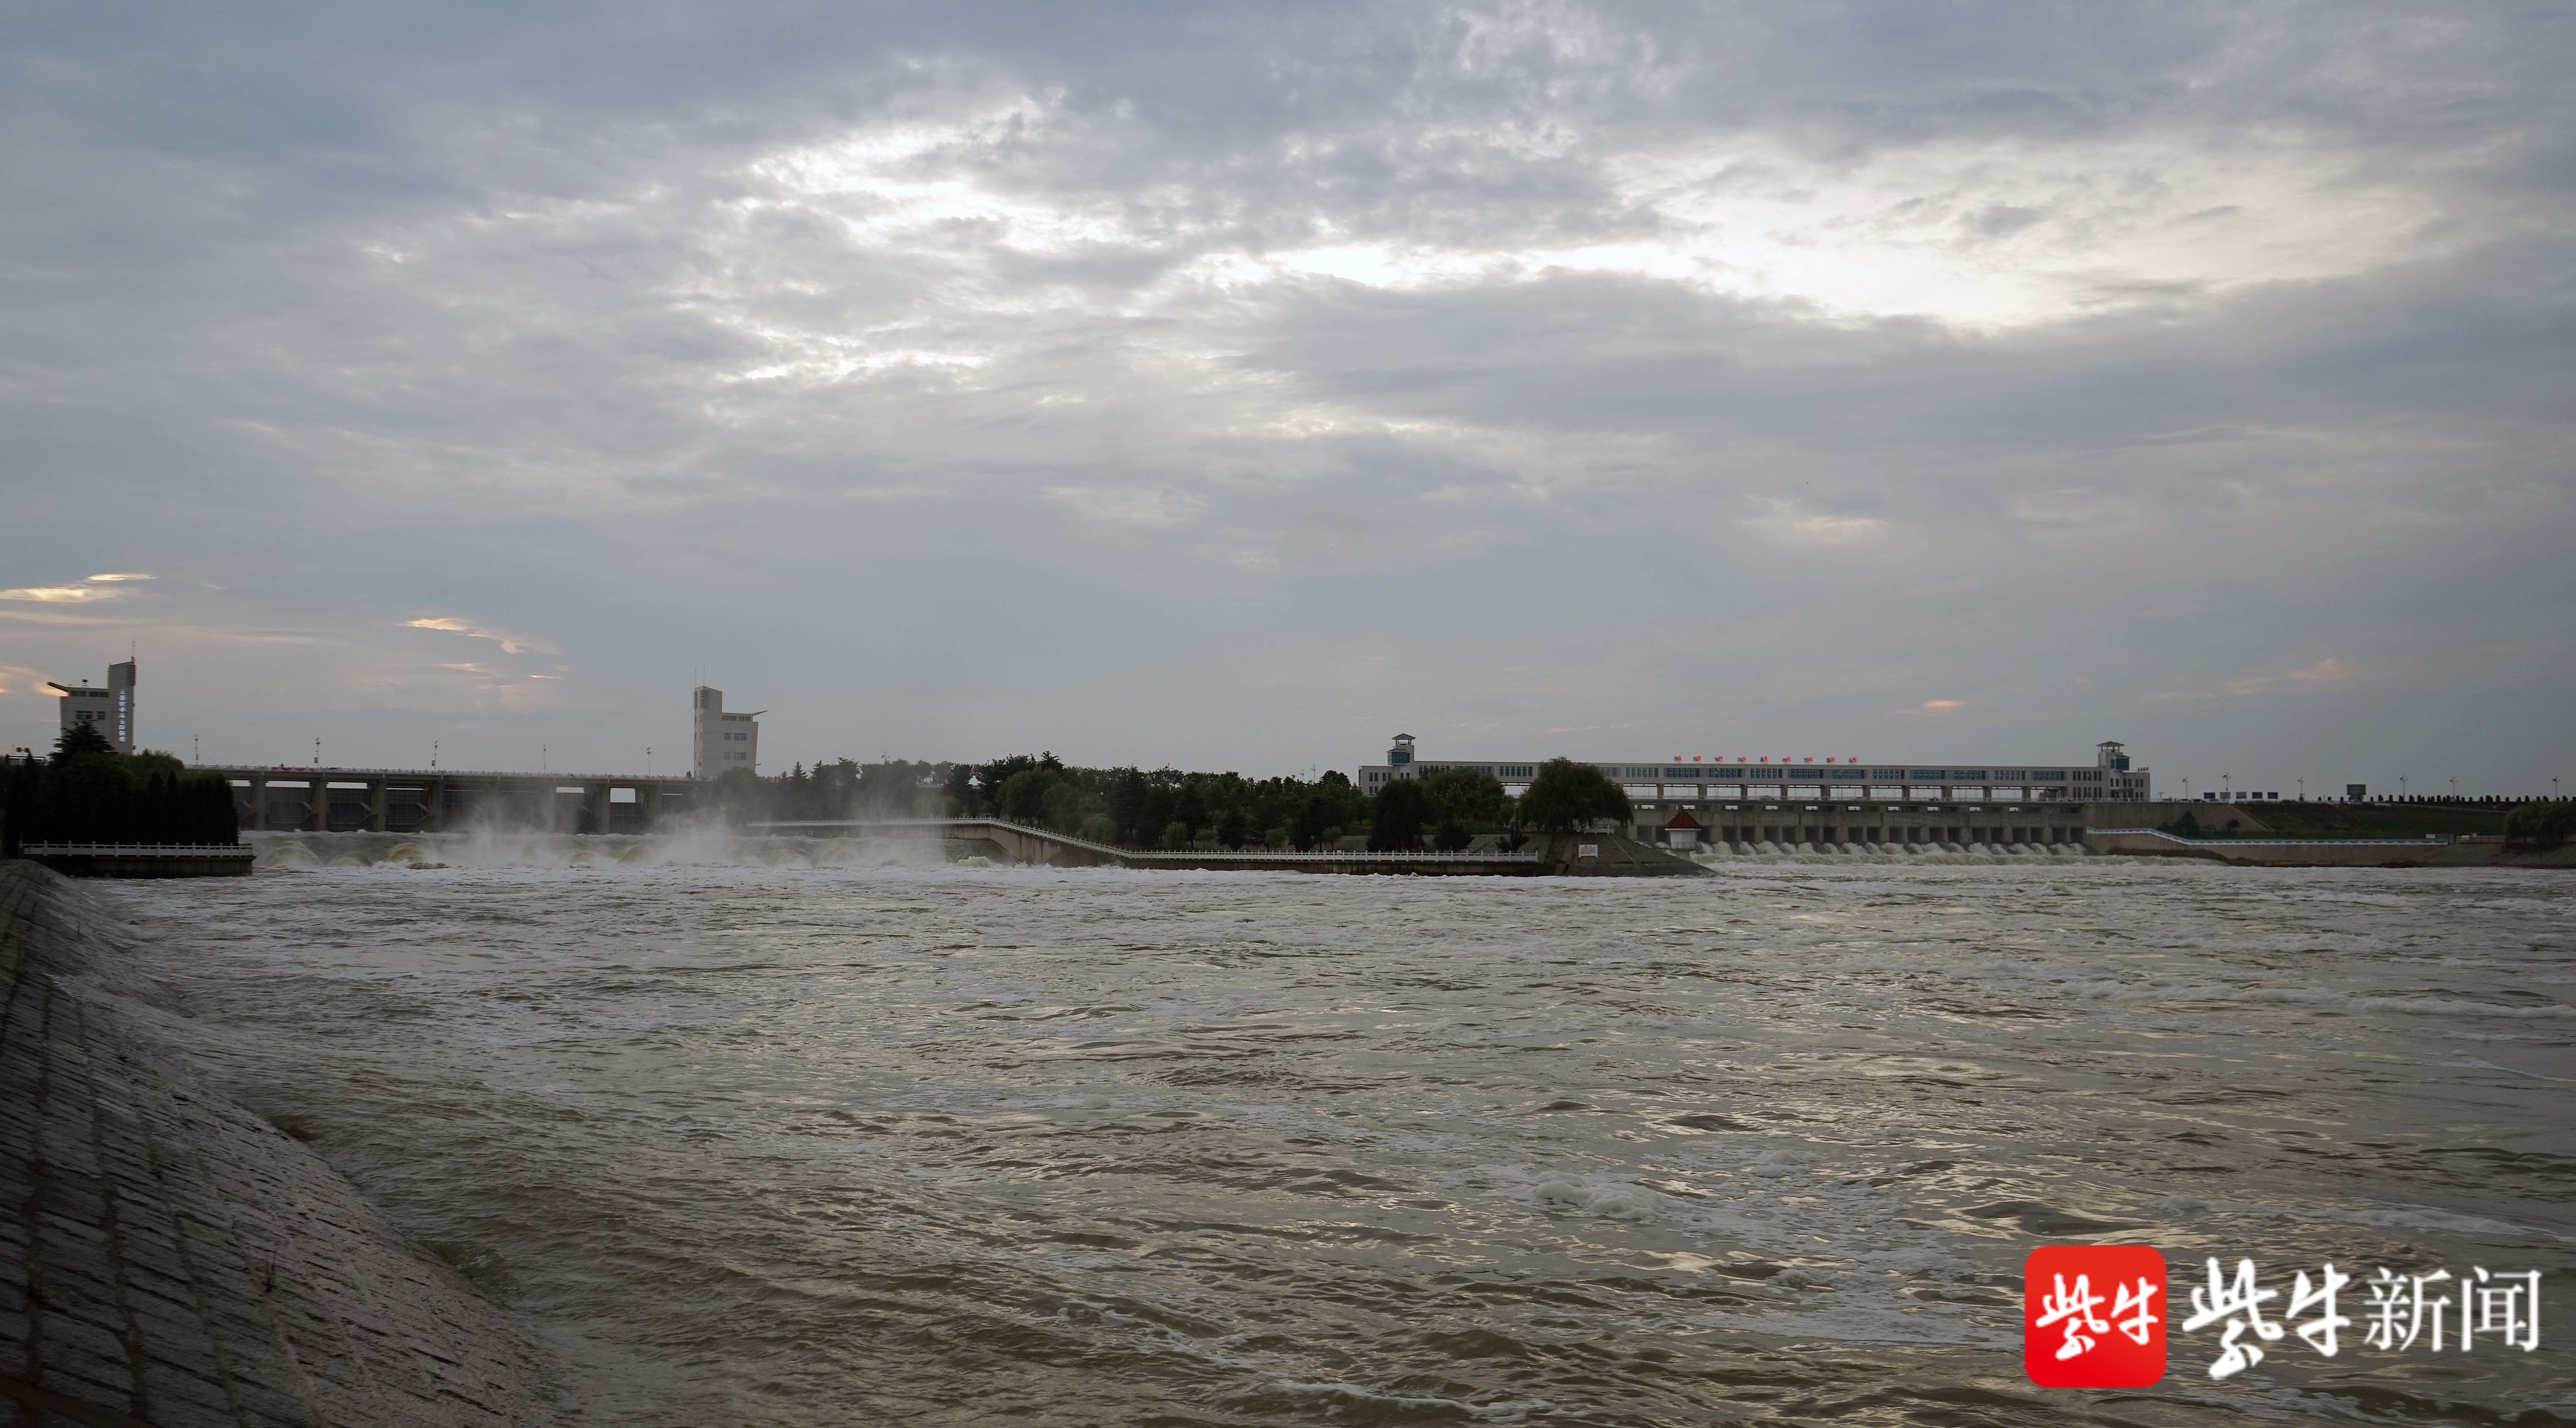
xmin=104 ymin=857 xmax=2574 ymax=1425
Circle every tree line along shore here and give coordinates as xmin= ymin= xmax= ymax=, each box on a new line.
xmin=5 ymin=724 xmax=2568 ymax=855
xmin=699 ymin=753 xmax=1638 ymax=851
xmin=2 ymin=723 xmax=240 ymax=848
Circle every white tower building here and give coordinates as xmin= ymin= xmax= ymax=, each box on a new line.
xmin=50 ymin=658 xmax=137 ymax=754
xmin=691 ymin=685 xmax=762 ymax=778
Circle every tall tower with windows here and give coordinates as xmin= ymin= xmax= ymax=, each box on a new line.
xmin=691 ymin=685 xmax=763 ymax=778
xmin=2094 ymin=740 xmax=2153 ymax=801
xmin=50 ymin=659 xmax=136 ymax=754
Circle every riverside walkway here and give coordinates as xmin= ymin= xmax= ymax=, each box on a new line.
xmin=0 ymin=863 xmax=555 ymax=1427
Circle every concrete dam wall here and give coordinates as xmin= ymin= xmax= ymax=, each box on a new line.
xmin=0 ymin=862 xmax=557 ymax=1428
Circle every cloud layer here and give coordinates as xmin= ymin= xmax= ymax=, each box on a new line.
xmin=1 ymin=2 xmax=2568 ymax=790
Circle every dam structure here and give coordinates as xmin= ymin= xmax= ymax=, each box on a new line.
xmin=1361 ymin=736 xmax=2154 ymax=852
xmin=748 ymin=818 xmax=1707 ymax=876
xmin=197 ymin=765 xmax=697 ymax=836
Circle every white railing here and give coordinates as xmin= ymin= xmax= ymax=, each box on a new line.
xmin=750 ymin=817 xmax=1546 ymax=863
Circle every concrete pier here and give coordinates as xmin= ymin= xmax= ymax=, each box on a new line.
xmin=0 ymin=863 xmax=556 ymax=1427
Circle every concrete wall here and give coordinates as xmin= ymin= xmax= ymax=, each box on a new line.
xmin=1674 ymin=802 xmax=2092 ymax=850
xmin=0 ymin=863 xmax=560 ymax=1426
xmin=2113 ymin=800 xmax=2277 ymax=833
xmin=2082 ymin=831 xmax=2576 ymax=868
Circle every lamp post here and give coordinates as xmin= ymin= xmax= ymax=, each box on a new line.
xmin=431 ymin=740 xmax=439 ymax=769
xmin=2297 ymin=777 xmax=2304 ymax=801
xmin=2400 ymin=776 xmax=2408 ymax=800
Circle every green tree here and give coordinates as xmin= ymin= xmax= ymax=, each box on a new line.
xmin=2505 ymin=800 xmax=2575 ymax=848
xmin=1160 ymin=819 xmax=1195 ymax=850
xmin=2 ymin=741 xmax=239 ymax=845
xmin=1518 ymin=757 xmax=1630 ymax=833
xmin=1104 ymin=767 xmax=1153 ymax=844
xmin=857 ymin=760 xmax=942 ymax=817
xmin=54 ymin=722 xmax=116 ymax=760
xmin=942 ymin=762 xmax=978 ymax=815
xmin=1041 ymin=778 xmax=1089 ymax=833
xmin=185 ymin=771 xmax=239 ymax=844
xmin=1419 ymin=766 xmax=1511 ymax=829
xmin=1215 ymin=805 xmax=1249 ymax=849
xmin=1368 ymin=777 xmax=1429 ymax=850
xmin=972 ymin=753 xmax=1058 ymax=816
xmin=710 ymin=766 xmax=770 ymax=824
xmin=1290 ymin=789 xmax=1335 ymax=850
xmin=1315 ymin=770 xmax=1366 ymax=828
xmin=998 ymin=767 xmax=1056 ymax=825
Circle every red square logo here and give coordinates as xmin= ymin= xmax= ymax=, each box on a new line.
xmin=2024 ymin=1245 xmax=2167 ymax=1387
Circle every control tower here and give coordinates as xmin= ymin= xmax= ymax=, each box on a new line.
xmin=50 ymin=659 xmax=136 ymax=754
xmin=2094 ymin=740 xmax=2152 ymax=800
xmin=691 ymin=685 xmax=764 ymax=778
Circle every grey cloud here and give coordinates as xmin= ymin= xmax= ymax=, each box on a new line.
xmin=1 ymin=1 xmax=2569 ymax=789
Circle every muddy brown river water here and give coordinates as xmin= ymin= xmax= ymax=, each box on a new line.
xmin=100 ymin=853 xmax=2574 ymax=1424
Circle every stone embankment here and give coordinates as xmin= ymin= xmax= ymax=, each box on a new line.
xmin=0 ymin=862 xmax=556 ymax=1427
xmin=2081 ymin=830 xmax=2576 ymax=868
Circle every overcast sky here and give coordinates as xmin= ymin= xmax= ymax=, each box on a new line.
xmin=4 ymin=2 xmax=2570 ymax=793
